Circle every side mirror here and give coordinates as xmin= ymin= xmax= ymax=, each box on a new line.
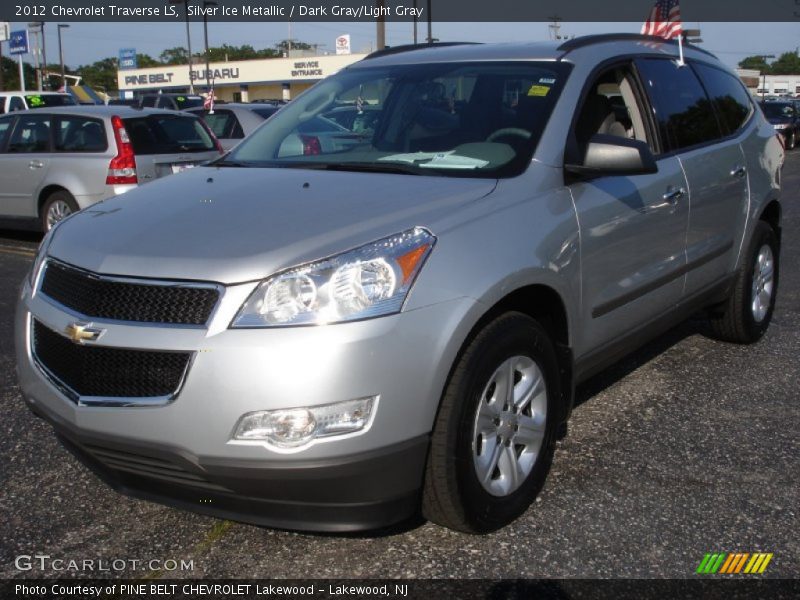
xmin=565 ymin=134 xmax=658 ymax=178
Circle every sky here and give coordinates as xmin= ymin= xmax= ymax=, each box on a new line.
xmin=3 ymin=21 xmax=799 ymax=70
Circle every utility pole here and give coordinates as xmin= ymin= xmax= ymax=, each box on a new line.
xmin=426 ymin=0 xmax=433 ymax=43
xmin=203 ymin=1 xmax=217 ymax=90
xmin=376 ymin=0 xmax=386 ymax=50
xmin=758 ymin=54 xmax=776 ymax=100
xmin=413 ymin=0 xmax=418 ymax=44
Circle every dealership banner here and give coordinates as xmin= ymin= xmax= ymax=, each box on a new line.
xmin=2 ymin=0 xmax=798 ymax=22
xmin=3 ymin=579 xmax=799 ymax=599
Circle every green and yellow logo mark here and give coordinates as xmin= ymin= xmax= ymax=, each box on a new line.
xmin=696 ymin=552 xmax=773 ymax=574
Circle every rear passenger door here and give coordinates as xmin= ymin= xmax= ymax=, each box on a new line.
xmin=0 ymin=113 xmax=53 ymax=217
xmin=635 ymin=59 xmax=749 ymax=297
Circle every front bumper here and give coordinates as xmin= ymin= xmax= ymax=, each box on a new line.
xmin=15 ymin=273 xmax=478 ymax=530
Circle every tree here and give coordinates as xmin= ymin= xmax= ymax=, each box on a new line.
xmin=769 ymin=51 xmax=800 ymax=75
xmin=160 ymin=47 xmax=188 ymax=65
xmin=136 ymin=53 xmax=160 ymax=68
xmin=738 ymin=55 xmax=772 ymax=73
xmin=78 ymin=57 xmax=119 ymax=93
xmin=0 ymin=56 xmax=38 ymax=91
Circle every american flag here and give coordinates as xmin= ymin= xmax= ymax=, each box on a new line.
xmin=641 ymin=0 xmax=683 ymax=40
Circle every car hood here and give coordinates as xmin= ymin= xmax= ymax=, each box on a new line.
xmin=47 ymin=166 xmax=497 ymax=284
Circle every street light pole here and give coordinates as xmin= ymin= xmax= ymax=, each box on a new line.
xmin=170 ymin=0 xmax=195 ymax=94
xmin=202 ymin=1 xmax=217 ymax=91
xmin=57 ymin=24 xmax=69 ymax=90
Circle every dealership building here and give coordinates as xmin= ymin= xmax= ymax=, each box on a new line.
xmin=737 ymin=69 xmax=800 ymax=97
xmin=116 ymin=53 xmax=368 ymax=102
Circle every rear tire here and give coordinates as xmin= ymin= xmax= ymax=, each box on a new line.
xmin=41 ymin=190 xmax=78 ymax=232
xmin=422 ymin=312 xmax=560 ymax=533
xmin=708 ymin=221 xmax=779 ymax=343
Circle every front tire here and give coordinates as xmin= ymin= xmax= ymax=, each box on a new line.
xmin=708 ymin=221 xmax=779 ymax=343
xmin=41 ymin=190 xmax=78 ymax=232
xmin=422 ymin=312 xmax=560 ymax=533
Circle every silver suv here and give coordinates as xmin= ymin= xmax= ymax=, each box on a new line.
xmin=0 ymin=106 xmax=222 ymax=231
xmin=15 ymin=35 xmax=783 ymax=533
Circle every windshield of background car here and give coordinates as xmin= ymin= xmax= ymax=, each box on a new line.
xmin=226 ymin=61 xmax=571 ymax=177
xmin=25 ymin=94 xmax=76 ymax=108
xmin=174 ymin=96 xmax=205 ymax=110
xmin=762 ymin=103 xmax=795 ymax=119
xmin=123 ymin=114 xmax=216 ymax=154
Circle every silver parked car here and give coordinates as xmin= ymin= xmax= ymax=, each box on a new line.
xmin=15 ymin=35 xmax=783 ymax=533
xmin=0 ymin=106 xmax=222 ymax=231
xmin=186 ymin=103 xmax=280 ymax=150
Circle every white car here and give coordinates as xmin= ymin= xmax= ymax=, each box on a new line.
xmin=0 ymin=91 xmax=76 ymax=113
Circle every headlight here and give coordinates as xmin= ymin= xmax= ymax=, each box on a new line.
xmin=29 ymin=221 xmax=63 ymax=288
xmin=232 ymin=227 xmax=435 ymax=327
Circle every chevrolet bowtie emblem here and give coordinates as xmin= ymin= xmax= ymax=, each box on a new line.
xmin=64 ymin=322 xmax=104 ymax=344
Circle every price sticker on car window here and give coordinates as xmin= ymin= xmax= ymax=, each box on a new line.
xmin=27 ymin=95 xmax=45 ymax=107
xmin=527 ymin=85 xmax=551 ymax=97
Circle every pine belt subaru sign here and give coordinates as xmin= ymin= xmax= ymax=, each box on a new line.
xmin=119 ymin=48 xmax=138 ymax=70
xmin=9 ymin=29 xmax=28 ymax=55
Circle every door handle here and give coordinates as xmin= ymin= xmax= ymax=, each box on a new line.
xmin=28 ymin=160 xmax=44 ymax=169
xmin=731 ymin=165 xmax=747 ymax=179
xmin=662 ymin=186 xmax=685 ymax=204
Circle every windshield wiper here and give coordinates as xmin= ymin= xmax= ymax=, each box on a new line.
xmin=306 ymin=162 xmax=427 ymax=176
xmin=213 ymin=158 xmax=254 ymax=168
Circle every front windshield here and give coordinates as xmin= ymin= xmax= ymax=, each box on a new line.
xmin=226 ymin=61 xmax=570 ymax=177
xmin=174 ymin=96 xmax=205 ymax=110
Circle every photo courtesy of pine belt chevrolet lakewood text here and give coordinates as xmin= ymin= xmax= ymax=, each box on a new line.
xmin=15 ymin=34 xmax=783 ymax=533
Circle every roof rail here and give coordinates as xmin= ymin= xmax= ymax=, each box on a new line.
xmin=558 ymin=33 xmax=716 ymax=59
xmin=364 ymin=42 xmax=481 ymax=60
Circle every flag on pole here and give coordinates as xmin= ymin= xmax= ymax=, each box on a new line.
xmin=641 ymin=0 xmax=683 ymax=40
xmin=203 ymin=80 xmax=215 ymax=113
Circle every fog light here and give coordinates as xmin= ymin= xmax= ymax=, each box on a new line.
xmin=232 ymin=396 xmax=377 ymax=449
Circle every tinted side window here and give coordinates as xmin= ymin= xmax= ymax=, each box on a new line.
xmin=55 ymin=116 xmax=108 ymax=152
xmin=636 ymin=58 xmax=722 ymax=152
xmin=0 ymin=117 xmax=13 ymax=150
xmin=692 ymin=63 xmax=753 ymax=135
xmin=8 ymin=115 xmax=51 ymax=153
xmin=157 ymin=97 xmax=173 ymax=109
xmin=9 ymin=96 xmax=26 ymax=112
xmin=140 ymin=96 xmax=157 ymax=108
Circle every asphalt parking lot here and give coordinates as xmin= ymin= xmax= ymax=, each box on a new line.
xmin=0 ymin=154 xmax=798 ymax=581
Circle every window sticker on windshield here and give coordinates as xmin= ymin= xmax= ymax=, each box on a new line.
xmin=527 ymin=85 xmax=551 ymax=97
xmin=27 ymin=95 xmax=45 ymax=107
xmin=539 ymin=78 xmax=556 ymax=84
xmin=177 ymin=97 xmax=186 ymax=102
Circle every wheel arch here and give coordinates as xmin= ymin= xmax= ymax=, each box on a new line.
xmin=441 ymin=284 xmax=575 ymax=430
xmin=37 ymin=185 xmax=73 ymax=215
